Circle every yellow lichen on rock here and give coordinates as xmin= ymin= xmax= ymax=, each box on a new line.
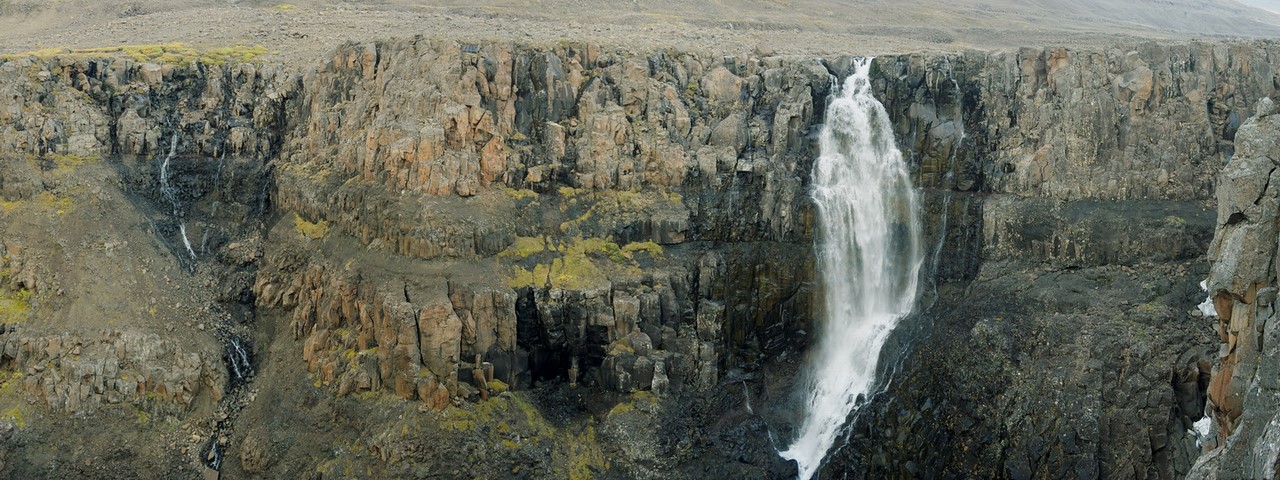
xmin=293 ymin=213 xmax=330 ymax=240
xmin=564 ymin=425 xmax=609 ymax=480
xmin=0 ymin=289 xmax=31 ymax=323
xmin=506 ymin=236 xmax=649 ymax=289
xmin=499 ymin=236 xmax=546 ymax=259
xmin=621 ymin=241 xmax=664 ymax=257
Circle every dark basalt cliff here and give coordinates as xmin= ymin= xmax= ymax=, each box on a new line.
xmin=0 ymin=38 xmax=1275 ymax=478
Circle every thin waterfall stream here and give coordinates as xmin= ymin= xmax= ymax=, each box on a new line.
xmin=780 ymin=58 xmax=924 ymax=479
xmin=152 ymin=130 xmax=257 ymax=473
xmin=160 ymin=132 xmax=197 ymax=260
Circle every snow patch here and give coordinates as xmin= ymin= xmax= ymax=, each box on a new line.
xmin=1198 ymin=279 xmax=1217 ymax=318
xmin=1192 ymin=416 xmax=1214 ymax=448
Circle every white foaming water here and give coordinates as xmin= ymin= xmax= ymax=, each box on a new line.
xmin=780 ymin=58 xmax=924 ymax=479
xmin=228 ymin=336 xmax=251 ymax=382
xmin=160 ymin=133 xmax=198 ymax=261
xmin=160 ymin=132 xmax=179 ymax=215
xmin=179 ymin=223 xmax=197 ymax=259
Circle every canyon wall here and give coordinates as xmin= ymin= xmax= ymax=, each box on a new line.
xmin=834 ymin=43 xmax=1280 ymax=479
xmin=254 ymin=38 xmax=829 ymax=409
xmin=0 ymin=38 xmax=1276 ymax=478
xmin=1190 ymin=96 xmax=1280 ymax=480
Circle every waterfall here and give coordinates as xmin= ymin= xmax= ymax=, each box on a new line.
xmin=160 ymin=132 xmax=179 ymax=215
xmin=179 ymin=224 xmax=197 ymax=259
xmin=205 ymin=437 xmax=223 ymax=470
xmin=160 ymin=133 xmax=198 ymax=261
xmin=225 ymin=334 xmax=253 ymax=386
xmin=780 ymin=58 xmax=924 ymax=479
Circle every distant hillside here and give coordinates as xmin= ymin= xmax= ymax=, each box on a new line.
xmin=1234 ymin=0 xmax=1280 ymax=14
xmin=791 ymin=0 xmax=1280 ymax=39
xmin=2 ymin=0 xmax=1279 ymax=66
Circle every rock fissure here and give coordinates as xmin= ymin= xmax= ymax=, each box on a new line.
xmin=1253 ymin=166 xmax=1277 ymax=206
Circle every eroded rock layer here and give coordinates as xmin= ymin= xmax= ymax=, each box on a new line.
xmin=0 ymin=38 xmax=1276 ymax=478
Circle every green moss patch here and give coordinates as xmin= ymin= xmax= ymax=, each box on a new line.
xmin=0 ymin=43 xmax=269 ymax=67
xmin=0 ymin=289 xmax=31 ymax=323
xmin=293 ymin=213 xmax=330 ymax=240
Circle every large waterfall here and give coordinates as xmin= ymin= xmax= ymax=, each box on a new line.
xmin=780 ymin=58 xmax=924 ymax=479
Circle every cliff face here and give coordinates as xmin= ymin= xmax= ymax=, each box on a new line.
xmin=0 ymin=54 xmax=292 ymax=409
xmin=0 ymin=54 xmax=293 ymax=476
xmin=0 ymin=38 xmax=1275 ymax=478
xmin=1189 ymin=97 xmax=1280 ymax=480
xmin=254 ymin=38 xmax=829 ymax=413
xmin=831 ymin=44 xmax=1279 ymax=479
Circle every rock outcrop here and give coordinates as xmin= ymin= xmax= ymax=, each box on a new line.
xmin=1189 ymin=97 xmax=1280 ymax=479
xmin=0 ymin=328 xmax=223 ymax=414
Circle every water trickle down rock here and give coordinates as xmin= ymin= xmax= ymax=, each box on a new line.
xmin=224 ymin=334 xmax=253 ymax=389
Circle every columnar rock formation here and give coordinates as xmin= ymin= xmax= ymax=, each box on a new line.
xmin=0 ymin=38 xmax=1276 ymax=478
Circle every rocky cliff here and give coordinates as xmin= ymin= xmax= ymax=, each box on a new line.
xmin=0 ymin=38 xmax=1275 ymax=478
xmin=830 ymin=43 xmax=1279 ymax=479
xmin=1189 ymin=96 xmax=1280 ymax=480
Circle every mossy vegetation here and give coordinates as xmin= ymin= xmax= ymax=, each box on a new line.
xmin=197 ymin=45 xmax=271 ymax=66
xmin=1134 ymin=302 xmax=1163 ymax=314
xmin=0 ymin=42 xmax=269 ymax=67
xmin=47 ymin=153 xmax=97 ymax=172
xmin=502 ymin=188 xmax=539 ymax=201
xmin=499 ymin=236 xmax=546 ymax=259
xmin=133 ymin=405 xmax=151 ymax=425
xmin=0 ymin=190 xmax=74 ymax=217
xmin=578 ymin=237 xmax=628 ymax=263
xmin=0 ymin=372 xmax=21 ymax=399
xmin=507 ymin=236 xmax=641 ymax=290
xmin=0 ymin=154 xmax=84 ymax=215
xmin=509 ymin=252 xmax=607 ymax=290
xmin=293 ymin=213 xmax=330 ymax=240
xmin=0 ymin=372 xmax=25 ymax=429
xmin=0 ymin=289 xmax=31 ymax=323
xmin=557 ymin=186 xmax=586 ymax=199
xmin=606 ymin=389 xmax=659 ymax=418
xmin=683 ymin=82 xmax=706 ymax=117
xmin=621 ymin=241 xmax=663 ymax=257
xmin=3 ymin=406 xmax=24 ymax=429
xmin=555 ymin=188 xmax=682 ymax=236
xmin=506 ymin=235 xmax=662 ymax=289
xmin=564 ymin=425 xmax=608 ymax=480
xmin=487 ymin=379 xmax=510 ymax=394
xmin=440 ymin=393 xmax=609 ymax=478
